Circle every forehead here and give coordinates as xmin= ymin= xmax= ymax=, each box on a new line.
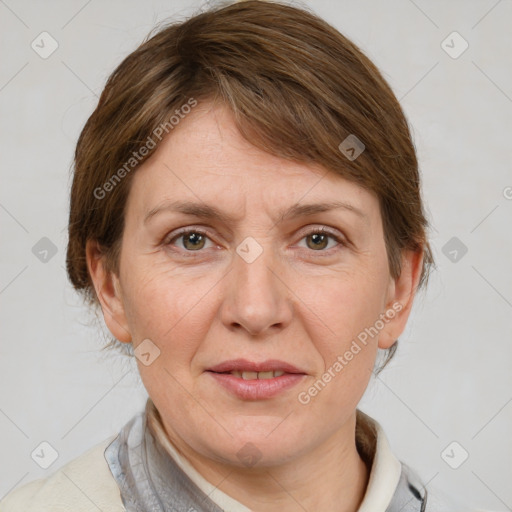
xmin=127 ymin=102 xmax=378 ymax=221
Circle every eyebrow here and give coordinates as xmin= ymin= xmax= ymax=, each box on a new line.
xmin=143 ymin=199 xmax=367 ymax=225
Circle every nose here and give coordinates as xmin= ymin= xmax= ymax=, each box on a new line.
xmin=220 ymin=239 xmax=293 ymax=337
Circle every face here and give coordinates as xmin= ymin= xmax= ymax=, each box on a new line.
xmin=89 ymin=101 xmax=421 ymax=469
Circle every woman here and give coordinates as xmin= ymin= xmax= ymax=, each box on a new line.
xmin=0 ymin=1 xmax=470 ymax=510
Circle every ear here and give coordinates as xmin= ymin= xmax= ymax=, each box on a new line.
xmin=86 ymin=240 xmax=132 ymax=343
xmin=378 ymin=249 xmax=424 ymax=349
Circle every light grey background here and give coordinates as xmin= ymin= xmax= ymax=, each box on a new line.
xmin=1 ymin=0 xmax=511 ymax=509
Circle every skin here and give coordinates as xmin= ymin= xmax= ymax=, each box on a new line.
xmin=87 ymin=101 xmax=423 ymax=512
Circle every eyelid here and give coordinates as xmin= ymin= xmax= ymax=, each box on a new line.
xmin=297 ymin=225 xmax=345 ymax=240
xmin=164 ymin=226 xmax=216 ymax=246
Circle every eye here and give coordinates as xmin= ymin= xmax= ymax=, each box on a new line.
xmin=298 ymin=228 xmax=344 ymax=252
xmin=164 ymin=227 xmax=345 ymax=254
xmin=165 ymin=229 xmax=214 ymax=251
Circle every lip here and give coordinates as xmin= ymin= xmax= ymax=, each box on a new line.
xmin=207 ymin=358 xmax=305 ymax=374
xmin=205 ymin=358 xmax=307 ymax=400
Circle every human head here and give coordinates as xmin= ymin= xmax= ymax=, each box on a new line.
xmin=66 ymin=0 xmax=433 ymax=469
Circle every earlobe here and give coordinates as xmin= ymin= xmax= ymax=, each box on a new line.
xmin=378 ymin=249 xmax=424 ymax=349
xmin=85 ymin=240 xmax=132 ymax=343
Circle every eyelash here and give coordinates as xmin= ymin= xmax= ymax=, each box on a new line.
xmin=164 ymin=226 xmax=346 ymax=256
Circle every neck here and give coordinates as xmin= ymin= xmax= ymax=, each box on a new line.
xmin=161 ymin=411 xmax=370 ymax=512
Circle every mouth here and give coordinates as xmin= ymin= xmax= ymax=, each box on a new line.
xmin=212 ymin=369 xmax=287 ymax=380
xmin=205 ymin=359 xmax=307 ymax=400
xmin=206 ymin=358 xmax=306 ymax=377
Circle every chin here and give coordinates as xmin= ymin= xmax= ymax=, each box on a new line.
xmin=200 ymin=421 xmax=311 ymax=468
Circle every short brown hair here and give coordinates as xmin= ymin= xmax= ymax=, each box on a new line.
xmin=66 ymin=0 xmax=434 ymax=366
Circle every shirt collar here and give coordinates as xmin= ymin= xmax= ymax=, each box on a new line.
xmin=354 ymin=409 xmax=403 ymax=510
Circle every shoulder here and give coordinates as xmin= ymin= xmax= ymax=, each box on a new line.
xmin=0 ymin=436 xmax=125 ymax=512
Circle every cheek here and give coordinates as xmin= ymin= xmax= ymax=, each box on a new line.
xmin=121 ymin=258 xmax=220 ymax=355
xmin=295 ymin=269 xmax=387 ymax=399
xmin=296 ymin=289 xmax=379 ymax=420
xmin=302 ymin=268 xmax=388 ymax=344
